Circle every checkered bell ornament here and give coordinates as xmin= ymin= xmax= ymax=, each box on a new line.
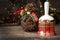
xmin=37 ymin=1 xmax=56 ymax=37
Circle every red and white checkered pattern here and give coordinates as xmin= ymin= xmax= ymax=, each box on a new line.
xmin=37 ymin=20 xmax=56 ymax=37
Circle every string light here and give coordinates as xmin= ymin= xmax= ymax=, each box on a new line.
xmin=13 ymin=4 xmax=16 ymax=7
xmin=11 ymin=3 xmax=13 ymax=5
xmin=12 ymin=7 xmax=14 ymax=9
xmin=5 ymin=8 xmax=7 ymax=10
xmin=50 ymin=13 xmax=54 ymax=16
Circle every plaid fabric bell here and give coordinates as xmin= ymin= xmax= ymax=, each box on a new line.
xmin=38 ymin=20 xmax=56 ymax=37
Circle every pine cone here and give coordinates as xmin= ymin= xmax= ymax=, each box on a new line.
xmin=21 ymin=15 xmax=38 ymax=32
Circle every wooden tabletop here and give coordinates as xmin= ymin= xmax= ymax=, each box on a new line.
xmin=0 ymin=23 xmax=60 ymax=40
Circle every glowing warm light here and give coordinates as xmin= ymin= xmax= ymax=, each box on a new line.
xmin=50 ymin=13 xmax=54 ymax=16
xmin=40 ymin=4 xmax=43 ymax=8
xmin=5 ymin=8 xmax=7 ymax=10
xmin=40 ymin=31 xmax=45 ymax=36
xmin=50 ymin=7 xmax=54 ymax=10
xmin=54 ymin=8 xmax=56 ymax=10
xmin=27 ymin=11 xmax=30 ymax=14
